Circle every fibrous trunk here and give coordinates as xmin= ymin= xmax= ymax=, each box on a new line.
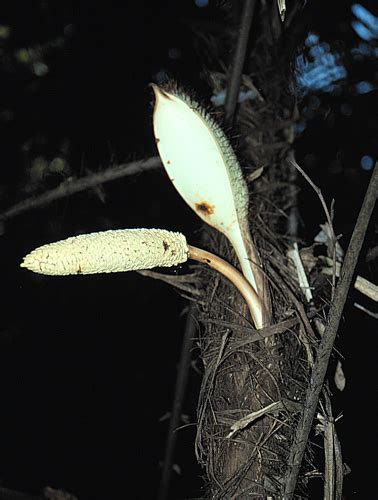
xmin=194 ymin=2 xmax=318 ymax=497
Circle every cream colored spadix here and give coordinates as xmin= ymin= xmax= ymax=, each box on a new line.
xmin=21 ymin=228 xmax=263 ymax=328
xmin=21 ymin=229 xmax=189 ymax=276
xmin=152 ymin=84 xmax=261 ymax=296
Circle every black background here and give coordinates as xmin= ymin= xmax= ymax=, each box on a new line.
xmin=0 ymin=1 xmax=377 ymax=498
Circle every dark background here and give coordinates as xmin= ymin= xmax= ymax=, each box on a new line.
xmin=0 ymin=1 xmax=377 ymax=498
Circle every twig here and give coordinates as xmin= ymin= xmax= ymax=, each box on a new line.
xmin=137 ymin=269 xmax=202 ymax=297
xmin=224 ymin=0 xmax=257 ymax=128
xmin=321 ymin=261 xmax=378 ymax=302
xmin=353 ymin=302 xmax=378 ymax=319
xmin=283 ymin=162 xmax=378 ymax=497
xmin=0 ymin=486 xmax=44 ymax=500
xmin=333 ymin=425 xmax=344 ymax=500
xmin=203 ymin=308 xmax=320 ymax=345
xmin=288 ymin=242 xmax=313 ymax=302
xmin=0 ymin=485 xmax=77 ymax=500
xmin=288 ymin=155 xmax=338 ymax=298
xmin=226 ymin=399 xmax=302 ymax=439
xmin=158 ymin=305 xmax=197 ymax=500
xmin=0 ymin=156 xmax=161 ymax=224
xmin=315 ymin=390 xmax=343 ymax=499
xmin=322 ymin=396 xmax=335 ymax=500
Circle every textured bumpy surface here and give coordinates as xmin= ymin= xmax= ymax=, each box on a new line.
xmin=21 ymin=229 xmax=189 ymax=275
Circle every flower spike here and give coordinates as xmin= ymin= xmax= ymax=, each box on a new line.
xmin=21 ymin=228 xmax=264 ymax=328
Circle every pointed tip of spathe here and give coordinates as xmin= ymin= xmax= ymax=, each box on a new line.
xmin=149 ymin=82 xmax=159 ymax=94
xmin=150 ymin=83 xmax=174 ymax=104
xmin=149 ymin=83 xmax=161 ymax=103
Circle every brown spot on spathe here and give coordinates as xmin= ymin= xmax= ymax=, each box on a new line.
xmin=163 ymin=240 xmax=169 ymax=252
xmin=195 ymin=201 xmax=215 ymax=217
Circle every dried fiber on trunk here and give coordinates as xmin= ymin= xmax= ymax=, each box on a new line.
xmin=190 ymin=2 xmax=325 ymax=497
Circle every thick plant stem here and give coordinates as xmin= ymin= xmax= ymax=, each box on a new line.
xmin=158 ymin=305 xmax=197 ymax=500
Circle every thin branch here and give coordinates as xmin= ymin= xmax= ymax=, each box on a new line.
xmin=288 ymin=155 xmax=338 ymax=298
xmin=283 ymin=162 xmax=378 ymax=497
xmin=0 ymin=156 xmax=161 ymax=223
xmin=323 ymin=395 xmax=335 ymax=500
xmin=321 ymin=261 xmax=378 ymax=302
xmin=0 ymin=486 xmax=77 ymax=500
xmin=158 ymin=304 xmax=197 ymax=500
xmin=333 ymin=425 xmax=344 ymax=500
xmin=224 ymin=0 xmax=257 ymax=128
xmin=137 ymin=269 xmax=202 ymax=297
xmin=202 ymin=308 xmax=320 ymax=344
xmin=353 ymin=302 xmax=378 ymax=319
xmin=0 ymin=487 xmax=44 ymax=500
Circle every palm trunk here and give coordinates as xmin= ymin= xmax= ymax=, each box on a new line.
xmin=194 ymin=2 xmax=314 ymax=496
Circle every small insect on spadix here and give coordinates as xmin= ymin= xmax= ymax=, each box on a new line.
xmin=21 ymin=229 xmax=189 ymax=276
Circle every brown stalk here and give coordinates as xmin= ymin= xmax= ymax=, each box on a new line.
xmin=188 ymin=244 xmax=265 ymax=329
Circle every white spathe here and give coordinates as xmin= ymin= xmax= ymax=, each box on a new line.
xmin=152 ymin=84 xmax=258 ymax=292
